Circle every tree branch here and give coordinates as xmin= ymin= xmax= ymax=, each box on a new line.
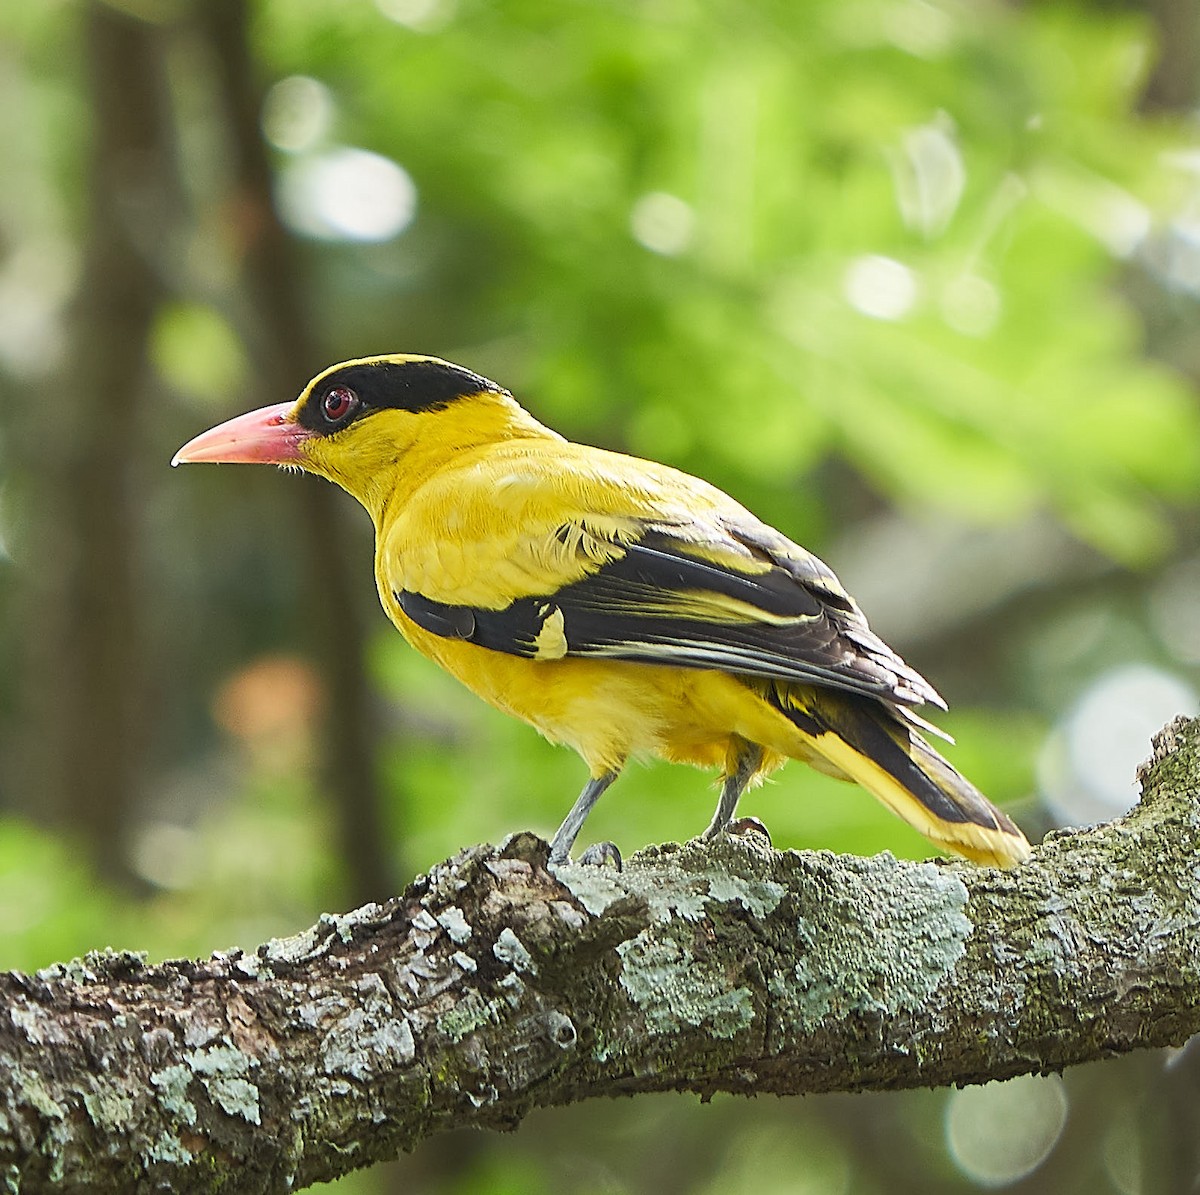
xmin=4 ymin=716 xmax=1200 ymax=1193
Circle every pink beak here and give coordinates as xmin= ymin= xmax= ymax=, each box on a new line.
xmin=171 ymin=403 xmax=308 ymax=466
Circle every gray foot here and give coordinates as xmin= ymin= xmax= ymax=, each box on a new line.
xmin=578 ymin=841 xmax=623 ymax=870
xmin=726 ymin=816 xmax=772 ymax=847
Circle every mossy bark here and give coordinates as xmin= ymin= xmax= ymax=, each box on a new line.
xmin=3 ymin=717 xmax=1200 ymax=1194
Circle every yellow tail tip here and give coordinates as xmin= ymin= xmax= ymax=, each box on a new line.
xmin=939 ymin=824 xmax=1033 ymax=868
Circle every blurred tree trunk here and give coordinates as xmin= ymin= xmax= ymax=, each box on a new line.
xmin=1139 ymin=0 xmax=1199 ymax=112
xmin=16 ymin=0 xmax=396 ymax=906
xmin=17 ymin=4 xmax=174 ymax=882
xmin=192 ymin=0 xmax=397 ymax=906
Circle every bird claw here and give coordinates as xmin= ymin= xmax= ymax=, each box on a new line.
xmin=578 ymin=841 xmax=623 ymax=870
xmin=725 ymin=816 xmax=773 ymax=847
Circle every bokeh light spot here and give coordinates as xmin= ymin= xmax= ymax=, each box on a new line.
xmin=375 ymin=0 xmax=457 ymax=32
xmin=1036 ymin=167 xmax=1150 ymax=258
xmin=1039 ymin=664 xmax=1198 ymax=827
xmin=843 ymin=255 xmax=919 ymax=320
xmin=276 ymin=147 xmax=417 ymax=243
xmin=941 ymin=274 xmax=1001 ymax=336
xmin=151 ymin=302 xmax=247 ymax=408
xmin=0 ymin=238 xmax=76 ymax=378
xmin=131 ymin=823 xmax=201 ymax=892
xmin=630 ymin=191 xmax=695 ymax=256
xmin=946 ymin=1074 xmax=1068 ymax=1187
xmin=1143 ymin=214 xmax=1200 ymax=298
xmin=893 ymin=115 xmax=965 ymax=238
xmin=214 ymin=655 xmax=323 ymax=776
xmin=882 ymin=0 xmax=955 ymax=57
xmin=261 ymin=75 xmax=334 ymax=154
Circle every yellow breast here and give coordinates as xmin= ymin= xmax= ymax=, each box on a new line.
xmin=379 ymin=590 xmax=801 ymax=778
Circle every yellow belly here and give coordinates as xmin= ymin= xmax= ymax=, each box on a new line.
xmin=385 ymin=600 xmax=803 ymax=778
xmin=379 ymin=595 xmax=1031 ymax=868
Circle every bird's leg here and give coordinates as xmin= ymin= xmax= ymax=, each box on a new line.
xmin=549 ymin=770 xmax=620 ymax=865
xmin=702 ymin=743 xmax=764 ymax=840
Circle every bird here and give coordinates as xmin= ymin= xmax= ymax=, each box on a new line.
xmin=173 ymin=354 xmax=1032 ymax=869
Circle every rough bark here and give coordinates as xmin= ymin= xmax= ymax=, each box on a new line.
xmin=4 ymin=715 xmax=1200 ymax=1193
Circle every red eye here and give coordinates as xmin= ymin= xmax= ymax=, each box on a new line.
xmin=321 ymin=386 xmax=359 ymax=425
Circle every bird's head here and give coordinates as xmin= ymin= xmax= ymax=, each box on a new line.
xmin=173 ymin=354 xmax=544 ymax=517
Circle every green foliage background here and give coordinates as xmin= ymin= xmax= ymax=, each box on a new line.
xmin=1 ymin=0 xmax=1199 ymax=1190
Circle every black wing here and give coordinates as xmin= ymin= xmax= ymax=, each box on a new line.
xmin=395 ymin=523 xmax=943 ymax=709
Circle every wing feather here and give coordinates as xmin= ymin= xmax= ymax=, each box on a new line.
xmin=381 ymin=442 xmax=942 ymax=708
xmin=393 ymin=526 xmax=942 ymax=708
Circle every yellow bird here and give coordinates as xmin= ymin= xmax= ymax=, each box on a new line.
xmin=174 ymin=355 xmax=1031 ymax=868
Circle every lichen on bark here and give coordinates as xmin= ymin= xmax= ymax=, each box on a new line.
xmin=2 ymin=716 xmax=1200 ymax=1194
